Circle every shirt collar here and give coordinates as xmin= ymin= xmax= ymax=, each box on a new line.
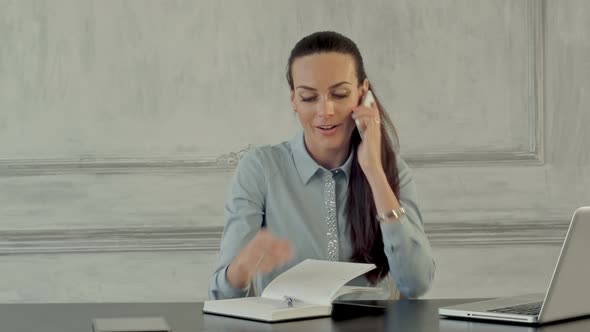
xmin=290 ymin=130 xmax=355 ymax=185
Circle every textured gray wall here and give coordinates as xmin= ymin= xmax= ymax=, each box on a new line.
xmin=0 ymin=0 xmax=588 ymax=302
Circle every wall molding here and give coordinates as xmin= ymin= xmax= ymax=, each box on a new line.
xmin=0 ymin=226 xmax=223 ymax=255
xmin=0 ymin=1 xmax=545 ymax=176
xmin=0 ymin=150 xmax=541 ymax=176
xmin=0 ymin=147 xmax=255 ymax=176
xmin=0 ymin=157 xmax=235 ymax=176
xmin=406 ymin=0 xmax=545 ymax=168
xmin=0 ymin=219 xmax=568 ymax=255
xmin=0 ymin=145 xmax=256 ymax=176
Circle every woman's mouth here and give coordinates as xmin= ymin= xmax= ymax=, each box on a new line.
xmin=316 ymin=124 xmax=340 ymax=136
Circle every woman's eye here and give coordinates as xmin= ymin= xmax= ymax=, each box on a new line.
xmin=299 ymin=93 xmax=348 ymax=102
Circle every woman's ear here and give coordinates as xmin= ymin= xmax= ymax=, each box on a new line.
xmin=358 ymin=79 xmax=370 ymax=98
xmin=362 ymin=78 xmax=370 ymax=94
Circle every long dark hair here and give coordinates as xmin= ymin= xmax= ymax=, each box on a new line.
xmin=286 ymin=31 xmax=400 ymax=283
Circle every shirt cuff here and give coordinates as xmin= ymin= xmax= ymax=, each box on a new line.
xmin=215 ymin=264 xmax=250 ymax=298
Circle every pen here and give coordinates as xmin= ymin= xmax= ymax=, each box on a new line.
xmin=283 ymin=295 xmax=301 ymax=308
xmin=283 ymin=296 xmax=293 ymax=308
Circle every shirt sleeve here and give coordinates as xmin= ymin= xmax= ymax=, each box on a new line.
xmin=208 ymin=148 xmax=266 ymax=300
xmin=380 ymin=156 xmax=436 ymax=298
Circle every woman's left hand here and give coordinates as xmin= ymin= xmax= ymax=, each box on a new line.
xmin=352 ymin=99 xmax=383 ymax=178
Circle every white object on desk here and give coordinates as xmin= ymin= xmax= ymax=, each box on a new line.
xmin=92 ymin=317 xmax=170 ymax=332
xmin=203 ymin=259 xmax=381 ymax=322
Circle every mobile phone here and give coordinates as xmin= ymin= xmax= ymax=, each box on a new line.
xmin=355 ymin=90 xmax=375 ymax=140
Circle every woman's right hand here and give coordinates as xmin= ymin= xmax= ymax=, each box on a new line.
xmin=226 ymin=229 xmax=294 ymax=289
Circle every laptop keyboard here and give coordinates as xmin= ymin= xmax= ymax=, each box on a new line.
xmin=487 ymin=301 xmax=543 ymax=316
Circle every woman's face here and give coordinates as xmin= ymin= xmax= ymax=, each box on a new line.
xmin=290 ymin=52 xmax=368 ymax=154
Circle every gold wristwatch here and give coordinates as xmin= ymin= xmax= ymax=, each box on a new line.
xmin=376 ymin=207 xmax=406 ymax=223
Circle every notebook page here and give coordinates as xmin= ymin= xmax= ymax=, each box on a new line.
xmin=261 ymin=259 xmax=375 ymax=306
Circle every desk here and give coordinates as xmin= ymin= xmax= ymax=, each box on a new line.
xmin=1 ymin=299 xmax=589 ymax=332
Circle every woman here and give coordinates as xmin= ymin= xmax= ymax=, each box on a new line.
xmin=208 ymin=31 xmax=435 ymax=300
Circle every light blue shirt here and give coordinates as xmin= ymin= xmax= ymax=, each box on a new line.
xmin=208 ymin=130 xmax=436 ymax=299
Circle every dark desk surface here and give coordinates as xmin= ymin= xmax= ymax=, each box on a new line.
xmin=1 ymin=299 xmax=589 ymax=332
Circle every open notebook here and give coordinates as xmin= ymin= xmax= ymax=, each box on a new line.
xmin=203 ymin=259 xmax=381 ymax=322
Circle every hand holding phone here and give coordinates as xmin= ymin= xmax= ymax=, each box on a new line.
xmin=355 ymin=90 xmax=375 ymax=140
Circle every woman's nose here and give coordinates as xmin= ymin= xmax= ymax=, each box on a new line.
xmin=317 ymin=98 xmax=335 ymax=116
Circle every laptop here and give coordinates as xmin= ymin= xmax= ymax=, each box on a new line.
xmin=439 ymin=206 xmax=590 ymax=324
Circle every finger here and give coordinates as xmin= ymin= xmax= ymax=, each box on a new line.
xmin=243 ymin=246 xmax=271 ymax=275
xmin=242 ymin=232 xmax=272 ymax=268
xmin=257 ymin=259 xmax=277 ymax=274
xmin=354 ymin=99 xmax=379 ymax=113
xmin=258 ymin=240 xmax=293 ymax=273
xmin=352 ymin=108 xmax=379 ymax=124
xmin=257 ymin=250 xmax=290 ymax=273
xmin=352 ymin=107 xmax=371 ymax=118
xmin=272 ymin=240 xmax=294 ymax=261
xmin=263 ymin=239 xmax=293 ymax=264
xmin=241 ymin=246 xmax=265 ymax=275
xmin=249 ymin=234 xmax=292 ymax=269
xmin=251 ymin=229 xmax=281 ymax=252
xmin=354 ymin=114 xmax=380 ymax=132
